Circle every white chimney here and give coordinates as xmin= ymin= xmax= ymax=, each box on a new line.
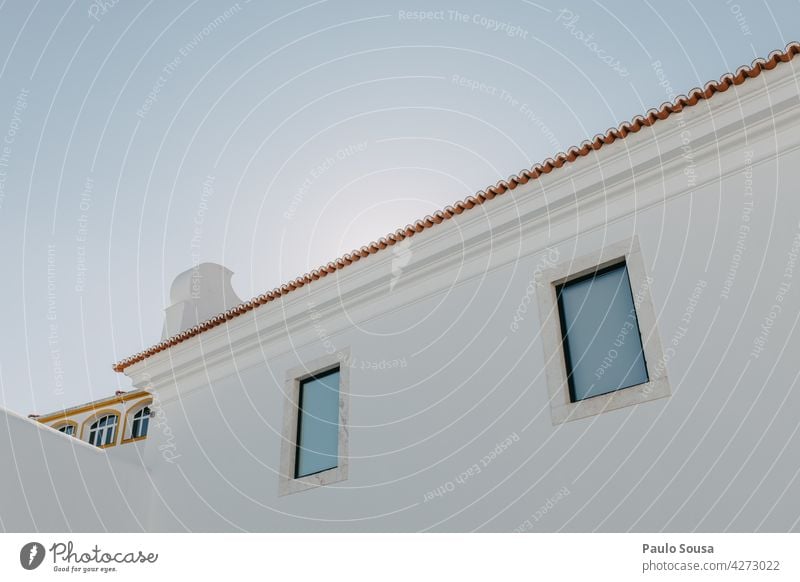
xmin=162 ymin=262 xmax=242 ymax=339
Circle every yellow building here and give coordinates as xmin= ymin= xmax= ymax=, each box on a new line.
xmin=29 ymin=390 xmax=152 ymax=449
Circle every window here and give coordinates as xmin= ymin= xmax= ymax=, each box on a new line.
xmin=295 ymin=368 xmax=340 ymax=478
xmin=279 ymin=351 xmax=350 ymax=495
xmin=55 ymin=424 xmax=75 ymax=436
xmin=88 ymin=414 xmax=118 ymax=447
xmin=535 ymin=237 xmax=670 ymax=424
xmin=131 ymin=406 xmax=151 ymax=439
xmin=556 ymin=262 xmax=648 ymax=402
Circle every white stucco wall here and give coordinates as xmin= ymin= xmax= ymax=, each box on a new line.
xmin=118 ymin=60 xmax=800 ymax=532
xmin=0 ymin=408 xmax=148 ymax=531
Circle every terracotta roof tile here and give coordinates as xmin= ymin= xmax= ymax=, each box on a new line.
xmin=113 ymin=42 xmax=800 ymax=373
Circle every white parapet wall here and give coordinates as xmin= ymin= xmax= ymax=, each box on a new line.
xmin=0 ymin=407 xmax=148 ymax=531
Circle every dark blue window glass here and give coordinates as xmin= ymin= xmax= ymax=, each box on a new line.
xmin=132 ymin=406 xmax=150 ymax=439
xmin=88 ymin=414 xmax=117 ymax=447
xmin=295 ymin=368 xmax=340 ymax=478
xmin=557 ymin=262 xmax=648 ymax=402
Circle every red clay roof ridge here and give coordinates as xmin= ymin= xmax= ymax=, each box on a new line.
xmin=113 ymin=41 xmax=800 ymax=373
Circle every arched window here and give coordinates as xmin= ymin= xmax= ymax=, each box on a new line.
xmin=53 ymin=421 xmax=77 ymax=436
xmin=50 ymin=420 xmax=78 ymax=437
xmin=88 ymin=414 xmax=118 ymax=447
xmin=58 ymin=425 xmax=75 ymax=436
xmin=131 ymin=406 xmax=150 ymax=439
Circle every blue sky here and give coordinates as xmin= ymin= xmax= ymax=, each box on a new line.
xmin=0 ymin=0 xmax=796 ymax=415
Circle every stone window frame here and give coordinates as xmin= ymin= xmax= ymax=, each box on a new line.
xmin=536 ymin=236 xmax=670 ymax=424
xmin=279 ymin=349 xmax=350 ymax=496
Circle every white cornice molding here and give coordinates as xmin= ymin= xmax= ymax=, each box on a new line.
xmin=125 ymin=63 xmax=800 ymax=395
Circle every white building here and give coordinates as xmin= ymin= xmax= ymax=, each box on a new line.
xmin=3 ymin=43 xmax=800 ymax=532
